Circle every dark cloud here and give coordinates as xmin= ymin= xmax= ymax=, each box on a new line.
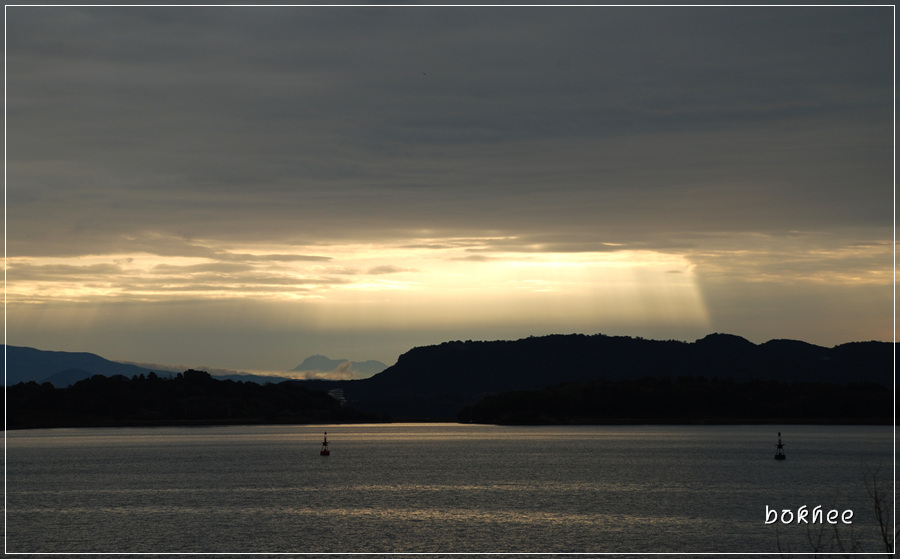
xmin=7 ymin=7 xmax=891 ymax=255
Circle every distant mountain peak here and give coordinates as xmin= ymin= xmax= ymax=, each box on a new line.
xmin=290 ymin=355 xmax=387 ymax=378
xmin=291 ymin=355 xmax=349 ymax=372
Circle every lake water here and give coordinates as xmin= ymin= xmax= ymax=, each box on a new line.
xmin=5 ymin=423 xmax=894 ymax=554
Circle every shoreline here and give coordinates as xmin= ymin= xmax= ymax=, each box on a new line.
xmin=6 ymin=417 xmax=892 ymax=430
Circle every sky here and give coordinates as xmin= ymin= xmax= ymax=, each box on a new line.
xmin=5 ymin=5 xmax=895 ymax=378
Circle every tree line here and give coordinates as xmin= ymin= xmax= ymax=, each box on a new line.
xmin=8 ymin=370 xmax=387 ymax=429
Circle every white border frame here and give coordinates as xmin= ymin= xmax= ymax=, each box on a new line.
xmin=3 ymin=3 xmax=896 ymax=555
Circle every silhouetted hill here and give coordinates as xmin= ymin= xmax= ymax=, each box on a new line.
xmin=303 ymin=333 xmax=893 ymax=419
xmin=5 ymin=345 xmax=158 ymax=386
xmin=759 ymin=338 xmax=830 ymax=360
xmin=5 ymin=345 xmax=292 ymax=387
xmin=10 ymin=334 xmax=892 ymax=425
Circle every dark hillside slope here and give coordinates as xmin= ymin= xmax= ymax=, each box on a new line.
xmin=5 ymin=345 xmax=156 ymax=386
xmin=308 ymin=334 xmax=893 ymax=419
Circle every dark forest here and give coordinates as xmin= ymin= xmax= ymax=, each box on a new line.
xmin=8 ymin=370 xmax=385 ymax=429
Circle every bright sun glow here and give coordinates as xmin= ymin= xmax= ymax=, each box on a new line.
xmin=7 ymin=237 xmax=710 ymax=331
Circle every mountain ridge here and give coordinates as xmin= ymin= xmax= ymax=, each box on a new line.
xmin=7 ymin=333 xmax=893 ymax=422
xmin=5 ymin=346 xmax=159 ymax=387
xmin=301 ymin=333 xmax=893 ymax=419
xmin=4 ymin=346 xmax=286 ymax=387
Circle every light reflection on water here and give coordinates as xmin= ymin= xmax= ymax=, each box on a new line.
xmin=6 ymin=423 xmax=893 ymax=554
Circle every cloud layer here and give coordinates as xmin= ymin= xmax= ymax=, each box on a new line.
xmin=6 ymin=6 xmax=893 ymax=368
